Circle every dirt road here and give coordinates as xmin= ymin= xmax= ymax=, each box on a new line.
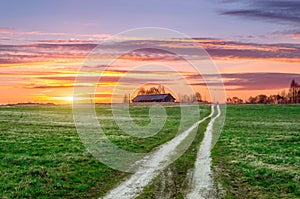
xmin=186 ymin=105 xmax=221 ymax=199
xmin=102 ymin=106 xmax=216 ymax=199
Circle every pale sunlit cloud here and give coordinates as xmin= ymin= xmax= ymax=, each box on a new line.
xmin=0 ymin=27 xmax=66 ymax=36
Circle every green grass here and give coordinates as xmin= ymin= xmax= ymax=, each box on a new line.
xmin=0 ymin=104 xmax=206 ymax=198
xmin=212 ymin=105 xmax=300 ymax=199
xmin=2 ymin=104 xmax=298 ymax=198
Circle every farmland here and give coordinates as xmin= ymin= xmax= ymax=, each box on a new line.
xmin=212 ymin=105 xmax=300 ymax=199
xmin=0 ymin=104 xmax=299 ymax=198
xmin=0 ymin=104 xmax=209 ymax=198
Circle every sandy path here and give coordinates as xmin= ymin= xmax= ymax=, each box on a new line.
xmin=186 ymin=105 xmax=221 ymax=199
xmin=102 ymin=106 xmax=215 ymax=199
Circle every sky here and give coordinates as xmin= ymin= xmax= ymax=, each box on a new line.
xmin=1 ymin=0 xmax=300 ymax=104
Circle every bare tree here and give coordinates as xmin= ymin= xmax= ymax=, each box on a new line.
xmin=289 ymin=79 xmax=300 ymax=103
xmin=227 ymin=97 xmax=243 ymax=104
xmin=158 ymin=85 xmax=166 ymax=94
xmin=195 ymin=92 xmax=202 ymax=102
xmin=123 ymin=94 xmax=129 ymax=103
xmin=138 ymin=88 xmax=146 ymax=95
xmin=146 ymin=87 xmax=160 ymax=94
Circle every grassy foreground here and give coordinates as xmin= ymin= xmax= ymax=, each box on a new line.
xmin=2 ymin=104 xmax=298 ymax=198
xmin=212 ymin=105 xmax=300 ymax=198
xmin=0 ymin=104 xmax=205 ymax=198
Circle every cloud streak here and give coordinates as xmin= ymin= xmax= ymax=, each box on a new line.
xmin=189 ymin=72 xmax=300 ymax=90
xmin=1 ymin=38 xmax=300 ymax=66
xmin=20 ymin=71 xmax=300 ymax=92
xmin=0 ymin=27 xmax=66 ymax=36
xmin=221 ymin=0 xmax=300 ymax=24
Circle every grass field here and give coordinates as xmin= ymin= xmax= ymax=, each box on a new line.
xmin=0 ymin=104 xmax=208 ymax=198
xmin=212 ymin=105 xmax=300 ymax=199
xmin=1 ymin=104 xmax=299 ymax=198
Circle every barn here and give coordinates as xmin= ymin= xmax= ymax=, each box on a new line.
xmin=132 ymin=93 xmax=176 ymax=103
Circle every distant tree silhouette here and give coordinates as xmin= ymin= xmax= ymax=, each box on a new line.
xmin=195 ymin=92 xmax=202 ymax=102
xmin=289 ymin=79 xmax=300 ymax=103
xmin=177 ymin=92 xmax=203 ymax=102
xmin=246 ymin=94 xmax=268 ymax=104
xmin=247 ymin=96 xmax=256 ymax=104
xmin=257 ymin=94 xmax=268 ymax=104
xmin=158 ymin=85 xmax=166 ymax=94
xmin=137 ymin=85 xmax=166 ymax=95
xmin=226 ymin=80 xmax=300 ymax=104
xmin=138 ymin=88 xmax=146 ymax=95
xmin=227 ymin=96 xmax=243 ymax=104
xmin=123 ymin=94 xmax=129 ymax=103
xmin=146 ymin=87 xmax=160 ymax=95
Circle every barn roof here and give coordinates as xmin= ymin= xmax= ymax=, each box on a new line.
xmin=132 ymin=93 xmax=175 ymax=101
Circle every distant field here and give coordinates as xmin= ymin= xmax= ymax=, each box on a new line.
xmin=0 ymin=104 xmax=208 ymax=198
xmin=212 ymin=105 xmax=300 ymax=199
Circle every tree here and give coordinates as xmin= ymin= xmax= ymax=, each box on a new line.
xmin=158 ymin=85 xmax=166 ymax=94
xmin=123 ymin=94 xmax=129 ymax=103
xmin=290 ymin=80 xmax=296 ymax=103
xmin=227 ymin=97 xmax=243 ymax=104
xmin=289 ymin=79 xmax=300 ymax=103
xmin=195 ymin=92 xmax=202 ymax=102
xmin=232 ymin=96 xmax=243 ymax=104
xmin=247 ymin=96 xmax=256 ymax=104
xmin=182 ymin=94 xmax=191 ymax=102
xmin=138 ymin=88 xmax=146 ymax=95
xmin=227 ymin=97 xmax=232 ymax=104
xmin=268 ymin=95 xmax=277 ymax=104
xmin=138 ymin=86 xmax=164 ymax=95
xmin=257 ymin=94 xmax=268 ymax=104
xmin=146 ymin=87 xmax=160 ymax=94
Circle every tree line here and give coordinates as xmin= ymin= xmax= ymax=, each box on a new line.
xmin=124 ymin=79 xmax=300 ymax=104
xmin=123 ymin=85 xmax=203 ymax=103
xmin=227 ymin=79 xmax=300 ymax=104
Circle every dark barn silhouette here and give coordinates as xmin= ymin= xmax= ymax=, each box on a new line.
xmin=132 ymin=93 xmax=176 ymax=103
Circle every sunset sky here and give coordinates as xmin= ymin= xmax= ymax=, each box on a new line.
xmin=1 ymin=0 xmax=300 ymax=104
